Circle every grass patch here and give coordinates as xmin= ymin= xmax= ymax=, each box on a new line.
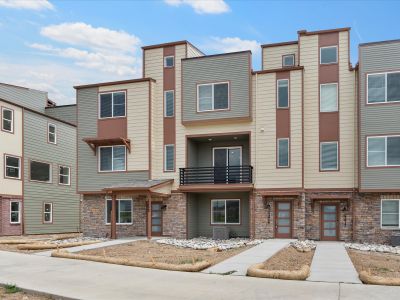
xmin=4 ymin=284 xmax=21 ymax=294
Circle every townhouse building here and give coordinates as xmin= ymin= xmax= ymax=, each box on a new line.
xmin=75 ymin=27 xmax=399 ymax=244
xmin=0 ymin=83 xmax=79 ymax=235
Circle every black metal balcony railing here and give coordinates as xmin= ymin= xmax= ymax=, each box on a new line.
xmin=179 ymin=165 xmax=253 ymax=185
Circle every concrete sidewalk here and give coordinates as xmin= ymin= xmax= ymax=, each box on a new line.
xmin=308 ymin=242 xmax=361 ymax=284
xmin=203 ymin=239 xmax=294 ymax=276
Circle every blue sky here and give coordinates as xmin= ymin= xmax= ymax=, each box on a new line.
xmin=0 ymin=0 xmax=399 ymax=105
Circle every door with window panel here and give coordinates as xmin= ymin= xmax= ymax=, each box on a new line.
xmin=275 ymin=201 xmax=292 ymax=238
xmin=213 ymin=147 xmax=242 ymax=183
xmin=151 ymin=202 xmax=163 ymax=236
xmin=321 ymin=203 xmax=339 ymax=241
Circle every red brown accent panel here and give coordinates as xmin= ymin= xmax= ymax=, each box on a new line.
xmin=276 ymin=71 xmax=290 ymax=138
xmin=97 ymin=118 xmax=127 ymax=139
xmin=319 ymin=112 xmax=339 ymax=142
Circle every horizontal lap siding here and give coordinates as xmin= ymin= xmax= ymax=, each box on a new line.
xmin=45 ymin=106 xmax=77 ymax=125
xmin=262 ymin=44 xmax=298 ymax=70
xmin=0 ymin=84 xmax=46 ymax=113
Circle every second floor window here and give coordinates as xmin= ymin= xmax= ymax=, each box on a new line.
xmin=48 ymin=123 xmax=57 ymax=144
xmin=368 ymin=72 xmax=400 ymax=104
xmin=2 ymin=107 xmax=13 ymax=133
xmin=99 ymin=145 xmax=126 ymax=172
xmin=320 ymin=46 xmax=338 ymax=64
xmin=59 ymin=165 xmax=71 ymax=185
xmin=99 ymin=91 xmax=126 ymax=118
xmin=367 ymin=135 xmax=400 ymax=167
xmin=320 ymin=142 xmax=339 ymax=171
xmin=164 ymin=144 xmax=174 ymax=172
xmin=197 ymin=82 xmax=229 ymax=112
xmin=282 ymin=54 xmax=295 ymax=67
xmin=277 ymin=138 xmax=290 ymax=168
xmin=31 ymin=160 xmax=52 ymax=183
xmin=320 ymin=83 xmax=338 ymax=112
xmin=5 ymin=155 xmax=21 ymax=179
xmin=277 ymin=79 xmax=289 ymax=108
xmin=164 ymin=90 xmax=174 ymax=117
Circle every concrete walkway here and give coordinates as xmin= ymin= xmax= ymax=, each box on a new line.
xmin=203 ymin=239 xmax=294 ymax=276
xmin=308 ymin=242 xmax=361 ymax=284
xmin=0 ymin=250 xmax=399 ymax=300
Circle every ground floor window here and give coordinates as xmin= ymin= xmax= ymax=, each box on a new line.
xmin=43 ymin=203 xmax=53 ymax=223
xmin=106 ymin=199 xmax=133 ymax=224
xmin=381 ymin=199 xmax=400 ymax=228
xmin=10 ymin=201 xmax=21 ymax=224
xmin=211 ymin=199 xmax=240 ymax=224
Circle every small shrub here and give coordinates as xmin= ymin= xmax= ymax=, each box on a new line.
xmin=4 ymin=284 xmax=21 ymax=294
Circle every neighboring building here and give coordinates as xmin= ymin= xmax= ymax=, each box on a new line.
xmin=0 ymin=83 xmax=79 ymax=235
xmin=67 ymin=28 xmax=399 ymax=244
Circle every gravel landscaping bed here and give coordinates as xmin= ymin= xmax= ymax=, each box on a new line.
xmin=156 ymin=237 xmax=264 ymax=250
xmin=345 ymin=242 xmax=400 ymax=255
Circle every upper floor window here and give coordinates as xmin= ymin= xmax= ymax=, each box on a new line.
xmin=30 ymin=160 xmax=52 ymax=183
xmin=197 ymin=82 xmax=229 ymax=112
xmin=320 ymin=46 xmax=338 ymax=64
xmin=1 ymin=107 xmax=14 ymax=133
xmin=320 ymin=83 xmax=338 ymax=112
xmin=5 ymin=155 xmax=21 ymax=179
xmin=164 ymin=56 xmax=174 ymax=68
xmin=10 ymin=201 xmax=21 ymax=224
xmin=277 ymin=138 xmax=290 ymax=168
xmin=164 ymin=90 xmax=175 ymax=117
xmin=367 ymin=135 xmax=400 ymax=167
xmin=48 ymin=123 xmax=57 ymax=144
xmin=277 ymin=79 xmax=289 ymax=108
xmin=367 ymin=72 xmax=400 ymax=104
xmin=99 ymin=145 xmax=126 ymax=172
xmin=211 ymin=199 xmax=240 ymax=225
xmin=59 ymin=165 xmax=71 ymax=185
xmin=381 ymin=199 xmax=400 ymax=228
xmin=320 ymin=142 xmax=339 ymax=171
xmin=164 ymin=144 xmax=174 ymax=172
xmin=282 ymin=54 xmax=295 ymax=67
xmin=99 ymin=91 xmax=126 ymax=119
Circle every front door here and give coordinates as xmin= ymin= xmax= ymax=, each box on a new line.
xmin=321 ymin=203 xmax=339 ymax=241
xmin=151 ymin=202 xmax=162 ymax=236
xmin=275 ymin=201 xmax=292 ymax=238
xmin=213 ymin=147 xmax=242 ymax=183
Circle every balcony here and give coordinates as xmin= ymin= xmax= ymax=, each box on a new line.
xmin=180 ymin=165 xmax=253 ymax=185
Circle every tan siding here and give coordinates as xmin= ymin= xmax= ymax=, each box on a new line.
xmin=263 ymin=44 xmax=298 ymax=70
xmin=187 ymin=44 xmax=203 ymax=58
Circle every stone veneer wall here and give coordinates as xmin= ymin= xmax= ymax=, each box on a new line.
xmin=0 ymin=197 xmax=23 ymax=236
xmin=162 ymin=193 xmax=187 ymax=239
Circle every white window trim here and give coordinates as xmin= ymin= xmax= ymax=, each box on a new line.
xmin=48 ymin=123 xmax=57 ymax=144
xmin=367 ymin=135 xmax=400 ymax=167
xmin=164 ymin=90 xmax=175 ymax=117
xmin=164 ymin=56 xmax=175 ymax=68
xmin=4 ymin=155 xmax=21 ymax=180
xmin=105 ymin=198 xmax=133 ymax=225
xmin=277 ymin=138 xmax=290 ymax=168
xmin=98 ymin=91 xmax=127 ymax=119
xmin=196 ymin=82 xmax=230 ymax=112
xmin=98 ymin=145 xmax=127 ymax=172
xmin=59 ymin=165 xmax=71 ymax=186
xmin=380 ymin=199 xmax=400 ymax=229
xmin=277 ymin=79 xmax=290 ymax=108
xmin=282 ymin=54 xmax=295 ymax=67
xmin=320 ymin=141 xmax=339 ymax=171
xmin=211 ymin=199 xmax=240 ymax=225
xmin=367 ymin=71 xmax=400 ymax=104
xmin=30 ymin=160 xmax=52 ymax=183
xmin=164 ymin=144 xmax=175 ymax=172
xmin=10 ymin=201 xmax=21 ymax=224
xmin=1 ymin=107 xmax=14 ymax=133
xmin=320 ymin=83 xmax=339 ymax=112
xmin=320 ymin=46 xmax=338 ymax=64
xmin=43 ymin=202 xmax=53 ymax=224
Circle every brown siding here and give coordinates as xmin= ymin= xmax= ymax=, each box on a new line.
xmin=97 ymin=118 xmax=127 ymax=139
xmin=276 ymin=71 xmax=291 ymax=139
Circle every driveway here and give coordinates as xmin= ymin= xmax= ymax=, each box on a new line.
xmin=0 ymin=251 xmax=399 ymax=300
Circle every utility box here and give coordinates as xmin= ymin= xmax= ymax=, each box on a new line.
xmin=213 ymin=227 xmax=229 ymax=240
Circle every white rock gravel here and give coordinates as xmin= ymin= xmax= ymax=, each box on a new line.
xmin=345 ymin=242 xmax=400 ymax=255
xmin=290 ymin=240 xmax=317 ymax=252
xmin=156 ymin=237 xmax=264 ymax=250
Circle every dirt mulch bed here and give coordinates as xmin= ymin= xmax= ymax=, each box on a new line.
xmin=77 ymin=240 xmax=251 ymax=266
xmin=0 ymin=287 xmax=51 ymax=300
xmin=348 ymin=249 xmax=400 ymax=281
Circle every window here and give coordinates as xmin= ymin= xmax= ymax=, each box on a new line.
xmin=367 ymin=72 xmax=400 ymax=104
xmin=164 ymin=56 xmax=174 ymax=68
xmin=277 ymin=79 xmax=289 ymax=108
xmin=211 ymin=199 xmax=240 ymax=224
xmin=277 ymin=138 xmax=290 ymax=168
xmin=164 ymin=144 xmax=174 ymax=172
xmin=99 ymin=91 xmax=126 ymax=118
xmin=367 ymin=136 xmax=400 ymax=167
xmin=320 ymin=142 xmax=339 ymax=171
xmin=381 ymin=200 xmax=400 ymax=228
xmin=106 ymin=199 xmax=133 ymax=224
xmin=30 ymin=161 xmax=51 ymax=182
xmin=2 ymin=107 xmax=13 ymax=133
xmin=10 ymin=202 xmax=20 ymax=224
xmin=59 ymin=166 xmax=70 ymax=185
xmin=320 ymin=83 xmax=338 ymax=112
xmin=197 ymin=82 xmax=229 ymax=112
xmin=164 ymin=90 xmax=174 ymax=117
xmin=5 ymin=155 xmax=21 ymax=179
xmin=48 ymin=123 xmax=57 ymax=144
xmin=320 ymin=46 xmax=337 ymax=64
xmin=99 ymin=145 xmax=126 ymax=172
xmin=282 ymin=54 xmax=295 ymax=67
xmin=43 ymin=203 xmax=53 ymax=223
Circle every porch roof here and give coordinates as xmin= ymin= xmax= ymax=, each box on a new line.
xmin=102 ymin=179 xmax=174 ymax=196
xmin=83 ymin=137 xmax=131 ymax=153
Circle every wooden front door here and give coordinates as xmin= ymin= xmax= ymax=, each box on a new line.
xmin=151 ymin=202 xmax=163 ymax=236
xmin=321 ymin=203 xmax=339 ymax=241
xmin=275 ymin=201 xmax=292 ymax=238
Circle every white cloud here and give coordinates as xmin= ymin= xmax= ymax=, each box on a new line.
xmin=165 ymin=0 xmax=229 ymax=14
xmin=205 ymin=37 xmax=260 ymax=54
xmin=0 ymin=0 xmax=54 ymax=10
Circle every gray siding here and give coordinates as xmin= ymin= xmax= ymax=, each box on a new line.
xmin=182 ymin=52 xmax=251 ymax=122
xmin=23 ymin=110 xmax=79 ymax=234
xmin=0 ymin=83 xmax=47 ymax=113
xmin=359 ymin=42 xmax=400 ymax=189
xmin=45 ymin=105 xmax=77 ymax=125
xmin=77 ymin=88 xmax=148 ymax=192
